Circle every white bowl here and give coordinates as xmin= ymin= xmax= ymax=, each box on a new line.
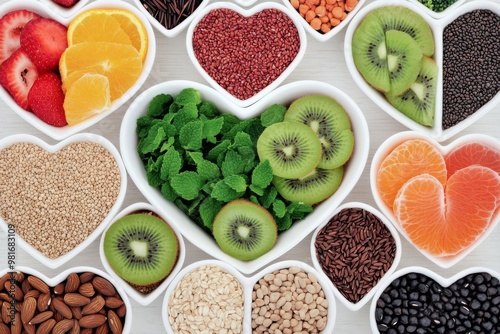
xmin=281 ymin=0 xmax=367 ymax=42
xmin=369 ymin=266 xmax=500 ymax=333
xmin=131 ymin=0 xmax=210 ymax=38
xmin=0 ymin=266 xmax=132 ymax=333
xmin=0 ymin=0 xmax=156 ymax=141
xmin=37 ymin=0 xmax=89 ymax=18
xmin=370 ymin=131 xmax=500 ymax=268
xmin=162 ymin=260 xmax=337 ymax=334
xmin=407 ymin=0 xmax=467 ymax=19
xmin=186 ymin=2 xmax=307 ymax=108
xmin=99 ymin=202 xmax=186 ymax=306
xmin=0 ymin=133 xmax=127 ymax=269
xmin=311 ymin=202 xmax=402 ymax=312
xmin=344 ymin=0 xmax=500 ymax=142
xmin=120 ymin=79 xmax=369 ymax=274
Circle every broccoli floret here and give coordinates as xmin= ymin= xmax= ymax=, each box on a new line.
xmin=175 ymin=88 xmax=202 ymax=106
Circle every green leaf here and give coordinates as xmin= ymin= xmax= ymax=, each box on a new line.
xmin=221 ymin=113 xmax=241 ymax=133
xmin=287 ymin=201 xmax=313 ymax=220
xmin=198 ymin=160 xmax=220 ymax=181
xmin=179 ymin=120 xmax=203 ymax=150
xmin=249 ymin=184 xmax=264 ymax=196
xmin=159 ymin=137 xmax=175 ymax=152
xmin=175 ymin=88 xmax=202 ymax=106
xmin=147 ymin=93 xmax=173 ymax=118
xmin=198 ymin=101 xmax=219 ymax=118
xmin=199 ymin=197 xmax=223 ymax=231
xmin=145 ymin=155 xmax=164 ymax=187
xmin=207 ymin=140 xmax=230 ymax=162
xmin=160 ymin=147 xmax=183 ymax=180
xmin=224 ymin=175 xmax=247 ymax=192
xmin=276 ymin=213 xmax=293 ymax=231
xmin=260 ymin=104 xmax=286 ymax=127
xmin=272 ymin=199 xmax=287 ymax=218
xmin=231 ymin=132 xmax=253 ymax=148
xmin=160 ymin=181 xmax=177 ymax=201
xmin=251 ymin=160 xmax=273 ymax=189
xmin=136 ymin=116 xmax=159 ymax=138
xmin=211 ymin=179 xmax=244 ymax=202
xmin=170 ymin=171 xmax=203 ymax=200
xmin=172 ymin=103 xmax=199 ymax=131
xmin=139 ymin=124 xmax=167 ymax=155
xmin=221 ymin=150 xmax=244 ymax=177
xmin=203 ymin=117 xmax=224 ymax=143
xmin=260 ymin=187 xmax=278 ymax=209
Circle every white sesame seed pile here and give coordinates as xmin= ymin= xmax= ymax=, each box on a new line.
xmin=0 ymin=141 xmax=121 ymax=258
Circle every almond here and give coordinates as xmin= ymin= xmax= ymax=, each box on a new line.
xmin=107 ymin=310 xmax=122 ymax=334
xmin=104 ymin=297 xmax=123 ymax=309
xmin=79 ymin=272 xmax=95 ymax=285
xmin=23 ymin=322 xmax=35 ymax=334
xmin=70 ymin=319 xmax=80 ymax=334
xmin=28 ymin=311 xmax=53 ymax=325
xmin=0 ymin=323 xmax=10 ymax=334
xmin=27 ymin=276 xmax=49 ymax=294
xmin=12 ymin=272 xmax=24 ymax=283
xmin=37 ymin=319 xmax=56 ymax=334
xmin=4 ymin=281 xmax=23 ymax=301
xmin=1 ymin=302 xmax=9 ymax=323
xmin=79 ymin=314 xmax=107 ymax=328
xmin=52 ymin=297 xmax=73 ymax=319
xmin=64 ymin=293 xmax=90 ymax=307
xmin=0 ymin=274 xmax=10 ymax=292
xmin=71 ymin=306 xmax=83 ymax=320
xmin=82 ymin=295 xmax=105 ymax=315
xmin=95 ymin=323 xmax=109 ymax=334
xmin=78 ymin=283 xmax=95 ymax=298
xmin=10 ymin=312 xmax=21 ymax=334
xmin=37 ymin=292 xmax=51 ymax=312
xmin=116 ymin=304 xmax=126 ymax=318
xmin=0 ymin=293 xmax=12 ymax=303
xmin=52 ymin=319 xmax=74 ymax=334
xmin=21 ymin=278 xmax=32 ymax=295
xmin=23 ymin=290 xmax=40 ymax=300
xmin=81 ymin=328 xmax=93 ymax=334
xmin=54 ymin=283 xmax=65 ymax=295
xmin=91 ymin=277 xmax=116 ymax=297
xmin=65 ymin=273 xmax=80 ymax=294
xmin=21 ymin=296 xmax=36 ymax=324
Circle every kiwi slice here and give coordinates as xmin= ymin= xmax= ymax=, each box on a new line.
xmin=257 ymin=120 xmax=322 ymax=179
xmin=272 ymin=166 xmax=344 ymax=205
xmin=285 ymin=95 xmax=354 ymax=170
xmin=352 ymin=15 xmax=390 ymax=92
xmin=373 ymin=6 xmax=435 ymax=57
xmin=103 ymin=213 xmax=179 ymax=294
xmin=385 ymin=30 xmax=422 ymax=96
xmin=213 ymin=199 xmax=277 ymax=261
xmin=386 ymin=56 xmax=437 ymax=127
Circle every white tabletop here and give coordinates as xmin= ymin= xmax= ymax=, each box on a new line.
xmin=1 ymin=0 xmax=499 ymax=333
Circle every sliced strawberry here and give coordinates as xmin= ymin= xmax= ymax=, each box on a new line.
xmin=28 ymin=72 xmax=67 ymax=127
xmin=0 ymin=10 xmax=41 ymax=64
xmin=0 ymin=49 xmax=39 ymax=110
xmin=20 ymin=17 xmax=67 ymax=73
xmin=52 ymin=0 xmax=79 ymax=8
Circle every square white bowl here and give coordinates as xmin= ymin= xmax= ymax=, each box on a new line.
xmin=120 ymin=79 xmax=369 ymax=274
xmin=0 ymin=133 xmax=127 ymax=269
xmin=0 ymin=0 xmax=156 ymax=141
xmin=99 ymin=202 xmax=186 ymax=306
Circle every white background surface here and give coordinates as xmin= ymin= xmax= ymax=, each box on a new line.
xmin=1 ymin=0 xmax=499 ymax=332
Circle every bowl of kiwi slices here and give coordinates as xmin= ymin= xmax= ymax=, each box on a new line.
xmin=120 ymin=79 xmax=369 ymax=275
xmin=99 ymin=202 xmax=185 ymax=306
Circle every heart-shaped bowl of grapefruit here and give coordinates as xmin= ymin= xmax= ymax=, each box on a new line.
xmin=120 ymin=79 xmax=369 ymax=275
xmin=0 ymin=0 xmax=156 ymax=141
xmin=186 ymin=1 xmax=307 ymax=108
xmin=370 ymin=131 xmax=500 ymax=268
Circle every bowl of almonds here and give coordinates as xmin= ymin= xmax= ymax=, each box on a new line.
xmin=0 ymin=266 xmax=131 ymax=334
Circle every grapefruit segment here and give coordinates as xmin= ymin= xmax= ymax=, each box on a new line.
xmin=394 ymin=165 xmax=500 ymax=256
xmin=445 ymin=142 xmax=500 ymax=178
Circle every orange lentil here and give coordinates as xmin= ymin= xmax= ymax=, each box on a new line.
xmin=320 ymin=15 xmax=329 ymax=23
xmin=346 ymin=0 xmax=358 ymax=8
xmin=332 ymin=6 xmax=343 ymax=18
xmin=291 ymin=0 xmax=300 ymax=9
xmin=299 ymin=4 xmax=309 ymax=15
xmin=321 ymin=23 xmax=331 ymax=33
xmin=341 ymin=12 xmax=348 ymax=20
xmin=291 ymin=0 xmax=357 ymax=32
xmin=310 ymin=17 xmax=322 ymax=30
xmin=306 ymin=10 xmax=316 ymax=22
xmin=315 ymin=5 xmax=326 ymax=16
xmin=330 ymin=18 xmax=341 ymax=26
xmin=326 ymin=0 xmax=335 ymax=4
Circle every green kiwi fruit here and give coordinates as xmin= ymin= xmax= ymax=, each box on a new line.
xmin=373 ymin=6 xmax=435 ymax=57
xmin=272 ymin=166 xmax=344 ymax=205
xmin=285 ymin=95 xmax=354 ymax=170
xmin=385 ymin=30 xmax=422 ymax=96
xmin=212 ymin=199 xmax=277 ymax=261
xmin=386 ymin=56 xmax=437 ymax=127
xmin=103 ymin=213 xmax=179 ymax=294
xmin=352 ymin=15 xmax=391 ymax=92
xmin=257 ymin=120 xmax=322 ymax=179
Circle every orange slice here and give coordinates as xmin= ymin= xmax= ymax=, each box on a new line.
xmin=394 ymin=165 xmax=500 ymax=256
xmin=60 ymin=41 xmax=142 ymax=101
xmin=64 ymin=73 xmax=111 ymax=126
xmin=445 ymin=142 xmax=500 ymax=178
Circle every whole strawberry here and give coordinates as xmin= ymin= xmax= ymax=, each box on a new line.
xmin=20 ymin=17 xmax=67 ymax=73
xmin=28 ymin=72 xmax=67 ymax=127
xmin=52 ymin=0 xmax=79 ymax=8
xmin=0 ymin=9 xmax=40 ymax=64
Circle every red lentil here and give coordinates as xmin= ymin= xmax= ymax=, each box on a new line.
xmin=291 ymin=0 xmax=359 ymax=33
xmin=192 ymin=8 xmax=301 ymax=100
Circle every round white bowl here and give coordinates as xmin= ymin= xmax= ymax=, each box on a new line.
xmin=281 ymin=0 xmax=367 ymax=42
xmin=99 ymin=202 xmax=186 ymax=306
xmin=186 ymin=2 xmax=307 ymax=108
xmin=0 ymin=0 xmax=156 ymax=141
xmin=311 ymin=202 xmax=402 ymax=312
xmin=370 ymin=131 xmax=500 ymax=268
xmin=120 ymin=79 xmax=369 ymax=274
xmin=369 ymin=266 xmax=500 ymax=333
xmin=344 ymin=0 xmax=500 ymax=142
xmin=0 ymin=266 xmax=133 ymax=333
xmin=162 ymin=259 xmax=337 ymax=334
xmin=0 ymin=133 xmax=127 ymax=269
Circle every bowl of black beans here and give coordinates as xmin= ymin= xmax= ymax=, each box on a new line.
xmin=371 ymin=266 xmax=500 ymax=333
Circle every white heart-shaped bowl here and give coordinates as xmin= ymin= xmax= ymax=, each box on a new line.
xmin=0 ymin=0 xmax=156 ymax=141
xmin=369 ymin=266 xmax=500 ymax=333
xmin=99 ymin=202 xmax=186 ymax=306
xmin=0 ymin=133 xmax=127 ymax=269
xmin=0 ymin=266 xmax=132 ymax=333
xmin=162 ymin=260 xmax=337 ymax=334
xmin=131 ymin=0 xmax=210 ymax=38
xmin=281 ymin=0 xmax=367 ymax=42
xmin=186 ymin=2 xmax=307 ymax=108
xmin=344 ymin=0 xmax=500 ymax=142
xmin=407 ymin=0 xmax=468 ymax=19
xmin=310 ymin=201 xmax=402 ymax=312
xmin=37 ymin=0 xmax=90 ymax=18
xmin=120 ymin=79 xmax=369 ymax=275
xmin=370 ymin=130 xmax=500 ymax=268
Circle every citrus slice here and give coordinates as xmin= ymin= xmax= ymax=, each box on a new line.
xmin=67 ymin=9 xmax=148 ymax=61
xmin=64 ymin=73 xmax=111 ymax=126
xmin=445 ymin=142 xmax=500 ymax=178
xmin=376 ymin=138 xmax=447 ymax=208
xmin=393 ymin=165 xmax=500 ymax=256
xmin=60 ymin=41 xmax=142 ymax=101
